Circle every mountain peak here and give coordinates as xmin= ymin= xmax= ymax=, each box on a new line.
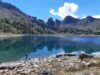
xmin=63 ymin=16 xmax=80 ymax=24
xmin=47 ymin=17 xmax=55 ymax=26
xmin=64 ymin=16 xmax=75 ymax=20
xmin=86 ymin=16 xmax=94 ymax=19
xmin=85 ymin=16 xmax=95 ymax=22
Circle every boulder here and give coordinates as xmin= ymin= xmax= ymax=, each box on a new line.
xmin=56 ymin=53 xmax=76 ymax=58
xmin=56 ymin=55 xmax=63 ymax=58
xmin=79 ymin=53 xmax=93 ymax=60
xmin=38 ymin=71 xmax=53 ymax=75
xmin=64 ymin=53 xmax=76 ymax=56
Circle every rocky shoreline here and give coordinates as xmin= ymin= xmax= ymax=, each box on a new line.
xmin=0 ymin=53 xmax=100 ymax=75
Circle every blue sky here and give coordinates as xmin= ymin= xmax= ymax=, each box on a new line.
xmin=3 ymin=0 xmax=100 ymax=20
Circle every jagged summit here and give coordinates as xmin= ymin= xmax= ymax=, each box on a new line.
xmin=63 ymin=16 xmax=80 ymax=24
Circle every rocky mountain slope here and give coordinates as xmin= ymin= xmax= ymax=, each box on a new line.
xmin=0 ymin=0 xmax=100 ymax=35
xmin=0 ymin=0 xmax=52 ymax=34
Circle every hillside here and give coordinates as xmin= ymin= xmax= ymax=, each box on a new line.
xmin=0 ymin=0 xmax=54 ymax=34
xmin=0 ymin=0 xmax=100 ymax=35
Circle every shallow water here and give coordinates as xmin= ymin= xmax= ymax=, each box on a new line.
xmin=0 ymin=35 xmax=100 ymax=62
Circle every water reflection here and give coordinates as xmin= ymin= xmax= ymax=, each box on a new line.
xmin=0 ymin=35 xmax=100 ymax=62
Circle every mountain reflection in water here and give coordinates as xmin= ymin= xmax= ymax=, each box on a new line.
xmin=0 ymin=35 xmax=100 ymax=62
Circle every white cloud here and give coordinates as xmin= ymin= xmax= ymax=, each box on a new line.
xmin=49 ymin=9 xmax=57 ymax=15
xmin=49 ymin=2 xmax=78 ymax=19
xmin=92 ymin=15 xmax=100 ymax=18
xmin=81 ymin=16 xmax=86 ymax=19
xmin=49 ymin=2 xmax=100 ymax=19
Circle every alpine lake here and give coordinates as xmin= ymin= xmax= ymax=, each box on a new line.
xmin=0 ymin=35 xmax=100 ymax=62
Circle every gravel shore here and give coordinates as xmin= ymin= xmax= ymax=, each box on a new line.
xmin=0 ymin=54 xmax=100 ymax=75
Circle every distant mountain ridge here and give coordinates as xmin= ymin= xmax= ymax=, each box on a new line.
xmin=0 ymin=0 xmax=100 ymax=35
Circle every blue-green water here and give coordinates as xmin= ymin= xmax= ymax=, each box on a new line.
xmin=0 ymin=35 xmax=100 ymax=62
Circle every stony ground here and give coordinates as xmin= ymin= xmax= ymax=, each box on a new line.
xmin=0 ymin=55 xmax=100 ymax=75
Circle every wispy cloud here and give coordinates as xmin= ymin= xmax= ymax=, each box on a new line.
xmin=49 ymin=2 xmax=78 ymax=19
